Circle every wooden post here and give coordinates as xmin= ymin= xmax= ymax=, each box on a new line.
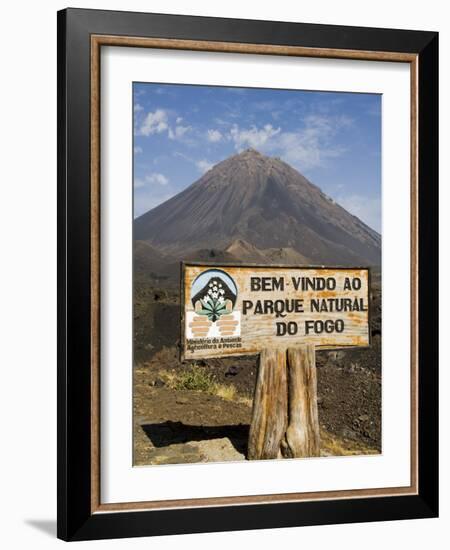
xmin=282 ymin=345 xmax=320 ymax=458
xmin=247 ymin=348 xmax=288 ymax=460
xmin=248 ymin=345 xmax=320 ymax=460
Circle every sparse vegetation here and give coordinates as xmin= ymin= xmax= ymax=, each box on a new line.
xmin=155 ymin=362 xmax=252 ymax=405
xmin=215 ymin=383 xmax=251 ymax=404
xmin=214 ymin=382 xmax=236 ymax=401
xmin=320 ymin=428 xmax=378 ymax=457
xmin=173 ymin=363 xmax=217 ymax=392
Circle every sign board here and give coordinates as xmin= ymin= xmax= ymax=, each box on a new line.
xmin=181 ymin=264 xmax=371 ymax=360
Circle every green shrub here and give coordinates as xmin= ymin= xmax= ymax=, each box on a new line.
xmin=174 ymin=364 xmax=216 ymax=392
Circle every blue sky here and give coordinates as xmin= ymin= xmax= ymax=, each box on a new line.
xmin=133 ymin=83 xmax=381 ymax=232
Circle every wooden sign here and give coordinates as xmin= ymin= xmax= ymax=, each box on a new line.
xmin=182 ymin=263 xmax=371 ymax=360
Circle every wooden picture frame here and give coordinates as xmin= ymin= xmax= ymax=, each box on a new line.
xmin=57 ymin=8 xmax=438 ymax=541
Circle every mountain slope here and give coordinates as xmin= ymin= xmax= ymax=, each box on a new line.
xmin=134 ymin=148 xmax=381 ymax=266
xmin=225 ymin=239 xmax=312 ymax=265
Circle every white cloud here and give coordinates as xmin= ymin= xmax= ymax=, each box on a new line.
xmin=168 ymin=124 xmax=191 ymax=140
xmin=137 ymin=109 xmax=192 ymax=142
xmin=225 ymin=115 xmax=351 ymax=171
xmin=134 ymin=146 xmax=143 ymax=154
xmin=273 ymin=115 xmax=350 ymax=170
xmin=207 ymin=129 xmax=223 ymax=143
xmin=135 ymin=172 xmax=169 ymax=188
xmin=146 ymin=172 xmax=169 ymax=186
xmin=134 ymin=103 xmax=143 ymax=112
xmin=176 ymin=116 xmax=183 ymax=124
xmin=139 ymin=109 xmax=169 ymax=136
xmin=214 ymin=117 xmax=229 ymax=126
xmin=174 ymin=152 xmax=215 ymax=174
xmin=335 ymin=194 xmax=381 ymax=232
xmin=230 ymin=123 xmax=281 ymax=150
xmin=134 ymin=191 xmax=175 ymax=218
xmin=196 ymin=159 xmax=214 ymax=174
xmin=173 ymin=151 xmax=191 ymax=162
xmin=273 ymin=130 xmax=345 ymax=170
xmin=134 ymin=177 xmax=145 ymax=189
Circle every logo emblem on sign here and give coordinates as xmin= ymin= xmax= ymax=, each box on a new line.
xmin=187 ymin=269 xmax=241 ymax=339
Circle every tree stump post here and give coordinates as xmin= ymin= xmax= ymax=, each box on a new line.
xmin=248 ymin=345 xmax=320 ymax=460
xmin=247 ymin=348 xmax=288 ymax=460
xmin=282 ymin=345 xmax=320 ymax=458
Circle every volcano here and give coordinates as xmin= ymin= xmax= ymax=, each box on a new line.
xmin=134 ymin=148 xmax=381 ymax=266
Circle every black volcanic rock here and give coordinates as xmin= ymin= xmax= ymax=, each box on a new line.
xmin=134 ymin=148 xmax=381 ymax=266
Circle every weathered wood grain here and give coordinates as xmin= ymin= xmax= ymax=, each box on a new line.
xmin=248 ymin=349 xmax=288 ymax=460
xmin=282 ymin=345 xmax=320 ymax=458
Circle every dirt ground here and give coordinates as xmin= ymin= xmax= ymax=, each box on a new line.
xmin=133 ymin=343 xmax=381 ymax=466
xmin=133 ymin=275 xmax=382 ymax=466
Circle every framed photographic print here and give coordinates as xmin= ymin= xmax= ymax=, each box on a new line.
xmin=57 ymin=8 xmax=438 ymax=541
